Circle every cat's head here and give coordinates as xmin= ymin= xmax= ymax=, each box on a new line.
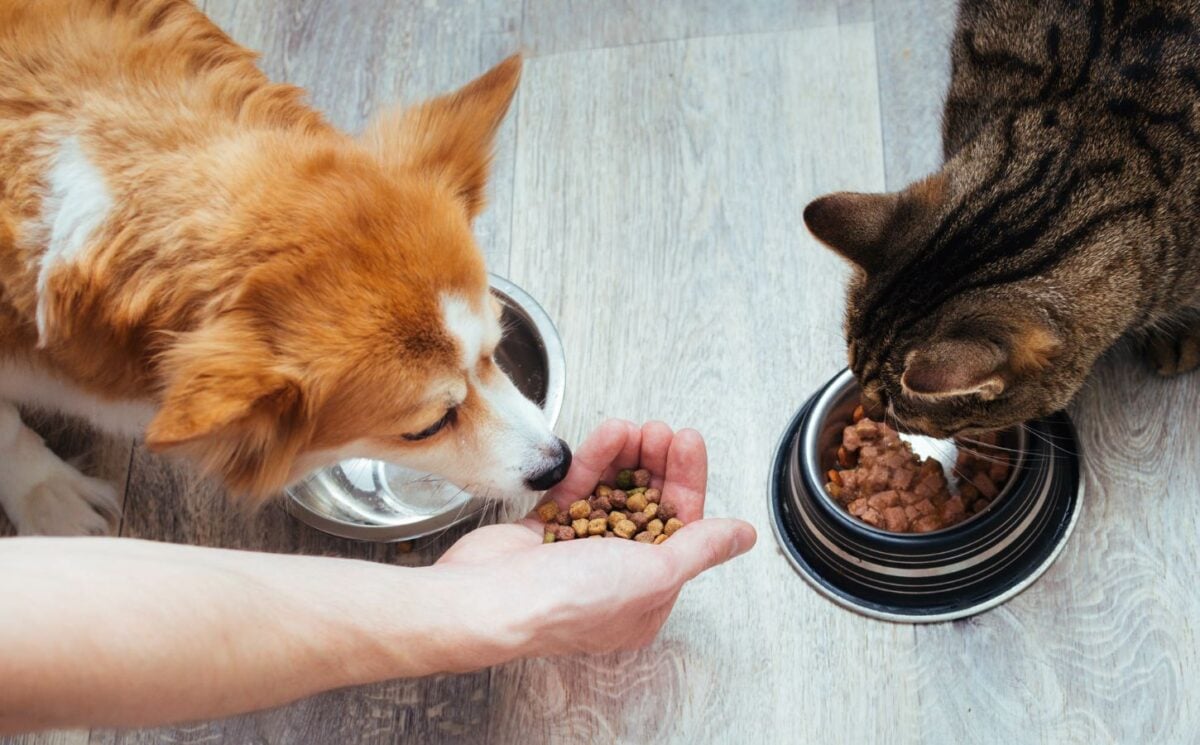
xmin=804 ymin=172 xmax=1111 ymax=437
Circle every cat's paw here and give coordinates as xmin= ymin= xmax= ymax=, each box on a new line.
xmin=1144 ymin=324 xmax=1200 ymax=377
xmin=9 ymin=470 xmax=121 ymax=536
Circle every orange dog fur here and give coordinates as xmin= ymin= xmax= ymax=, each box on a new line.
xmin=0 ymin=0 xmax=570 ymax=535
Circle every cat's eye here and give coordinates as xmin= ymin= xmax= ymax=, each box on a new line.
xmin=402 ymin=407 xmax=458 ymax=441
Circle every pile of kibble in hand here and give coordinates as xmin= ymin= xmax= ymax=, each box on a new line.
xmin=825 ymin=405 xmax=1011 ymax=533
xmin=537 ymin=467 xmax=685 ymax=544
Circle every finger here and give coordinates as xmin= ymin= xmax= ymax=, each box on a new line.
xmin=638 ymin=421 xmax=673 ymax=488
xmin=599 ymin=420 xmax=643 ymax=485
xmin=544 ymin=419 xmax=630 ymax=507
xmin=660 ymin=428 xmax=708 ymax=523
xmin=661 ymin=518 xmax=756 ymax=583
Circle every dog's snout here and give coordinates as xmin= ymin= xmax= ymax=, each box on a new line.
xmin=524 ymin=438 xmax=572 ymax=491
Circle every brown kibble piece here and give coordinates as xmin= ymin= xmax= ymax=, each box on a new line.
xmin=646 ymin=518 xmax=664 ymax=536
xmin=590 ymin=496 xmax=612 ymax=513
xmin=828 ymin=469 xmax=843 ymax=487
xmin=589 ymin=509 xmax=607 ymax=521
xmin=536 ymin=502 xmax=560 ymax=523
xmin=626 ymin=492 xmax=648 ymax=513
xmin=664 ymin=517 xmax=684 ymax=536
xmin=568 ymin=500 xmax=591 ymax=520
xmin=629 ymin=511 xmax=649 ymax=530
xmin=588 ymin=517 xmax=607 ymax=536
xmin=609 ymin=490 xmax=628 ymax=510
xmin=614 ymin=519 xmax=637 ymax=539
xmin=644 ymin=487 xmax=661 ymax=503
xmin=658 ymin=502 xmax=678 ymax=520
xmin=572 ymin=518 xmax=589 ymax=537
xmin=633 ymin=468 xmax=652 ymax=488
xmin=852 ymin=404 xmax=865 ymax=422
xmin=634 ymin=531 xmax=655 ymax=544
xmin=554 ymin=525 xmax=576 ymax=541
xmin=556 ymin=512 xmax=571 ymax=526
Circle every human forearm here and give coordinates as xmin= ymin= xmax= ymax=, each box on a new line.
xmin=0 ymin=538 xmax=515 ymax=732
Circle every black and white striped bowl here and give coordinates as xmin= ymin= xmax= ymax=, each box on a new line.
xmin=769 ymin=368 xmax=1083 ymax=623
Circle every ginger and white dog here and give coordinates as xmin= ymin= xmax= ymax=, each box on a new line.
xmin=0 ymin=0 xmax=571 ymax=535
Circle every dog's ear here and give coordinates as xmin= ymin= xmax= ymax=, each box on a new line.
xmin=145 ymin=319 xmax=312 ymax=500
xmin=360 ymin=54 xmax=522 ymax=219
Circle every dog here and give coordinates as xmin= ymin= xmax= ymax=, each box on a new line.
xmin=0 ymin=0 xmax=571 ymax=535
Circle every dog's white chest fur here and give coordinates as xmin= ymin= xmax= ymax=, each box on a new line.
xmin=36 ymin=136 xmax=113 ymax=339
xmin=0 ymin=361 xmax=154 ymax=438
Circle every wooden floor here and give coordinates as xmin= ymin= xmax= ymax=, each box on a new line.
xmin=6 ymin=0 xmax=1200 ymax=743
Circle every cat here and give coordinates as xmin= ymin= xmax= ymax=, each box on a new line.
xmin=805 ymin=0 xmax=1200 ymax=437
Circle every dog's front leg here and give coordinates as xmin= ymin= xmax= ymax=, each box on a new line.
xmin=0 ymin=401 xmax=120 ymax=535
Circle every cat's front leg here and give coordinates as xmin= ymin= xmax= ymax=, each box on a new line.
xmin=1143 ymin=315 xmax=1200 ymax=376
xmin=0 ymin=401 xmax=121 ymax=535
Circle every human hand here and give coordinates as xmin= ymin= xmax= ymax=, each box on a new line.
xmin=432 ymin=419 xmax=756 ymax=663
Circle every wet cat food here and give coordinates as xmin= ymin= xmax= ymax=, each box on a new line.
xmin=825 ymin=406 xmax=1010 ymax=533
xmin=540 ymin=471 xmax=685 ymax=543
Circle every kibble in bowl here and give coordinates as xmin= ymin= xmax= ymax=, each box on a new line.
xmin=536 ymin=468 xmax=683 ymax=545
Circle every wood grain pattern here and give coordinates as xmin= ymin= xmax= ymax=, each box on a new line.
xmin=5 ymin=0 xmax=1200 ymax=743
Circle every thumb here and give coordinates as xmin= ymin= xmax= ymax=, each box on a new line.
xmin=662 ymin=518 xmax=757 ymax=583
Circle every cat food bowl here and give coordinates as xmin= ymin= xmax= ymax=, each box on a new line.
xmin=768 ymin=368 xmax=1083 ymax=622
xmin=285 ymin=274 xmax=565 ymax=542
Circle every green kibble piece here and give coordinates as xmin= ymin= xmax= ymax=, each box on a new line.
xmin=616 ymin=469 xmax=635 ymax=489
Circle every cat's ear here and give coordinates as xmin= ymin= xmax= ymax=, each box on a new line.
xmin=804 ymin=174 xmax=946 ymax=272
xmin=803 ymin=191 xmax=900 ymax=272
xmin=901 ymin=340 xmax=1008 ymax=400
xmin=902 ymin=325 xmax=1061 ymax=400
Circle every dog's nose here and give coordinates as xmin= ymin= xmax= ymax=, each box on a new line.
xmin=525 ymin=438 xmax=572 ymax=491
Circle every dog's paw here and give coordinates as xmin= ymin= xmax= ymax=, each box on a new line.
xmin=1144 ymin=324 xmax=1200 ymax=377
xmin=10 ymin=471 xmax=121 ymax=536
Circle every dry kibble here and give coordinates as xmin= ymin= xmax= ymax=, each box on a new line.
xmin=536 ymin=502 xmax=559 ymax=523
xmin=568 ymin=500 xmax=591 ymax=520
xmin=539 ymin=469 xmax=687 ymax=545
xmin=616 ymin=469 xmax=635 ymax=489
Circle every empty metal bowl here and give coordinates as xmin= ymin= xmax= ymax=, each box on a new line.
xmin=285 ymin=274 xmax=565 ymax=542
xmin=769 ymin=368 xmax=1083 ymax=622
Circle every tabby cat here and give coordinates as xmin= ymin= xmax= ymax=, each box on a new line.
xmin=805 ymin=0 xmax=1200 ymax=436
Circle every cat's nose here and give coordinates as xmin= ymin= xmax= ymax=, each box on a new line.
xmin=861 ymin=384 xmax=887 ymax=420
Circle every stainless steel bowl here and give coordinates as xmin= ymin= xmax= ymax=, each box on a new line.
xmin=285 ymin=274 xmax=565 ymax=542
xmin=769 ymin=368 xmax=1084 ymax=623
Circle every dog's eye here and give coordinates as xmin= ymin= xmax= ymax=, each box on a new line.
xmin=402 ymin=407 xmax=457 ymax=442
